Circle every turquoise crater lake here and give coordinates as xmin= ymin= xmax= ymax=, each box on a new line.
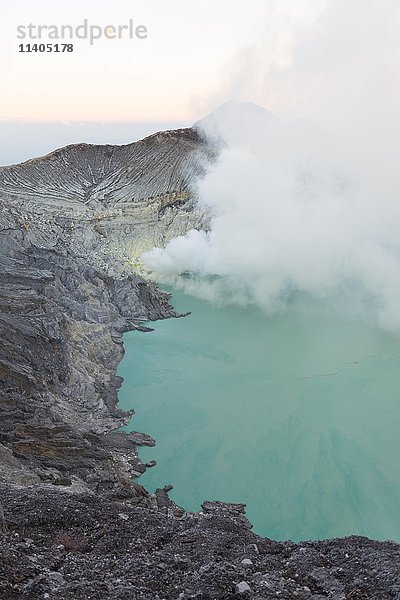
xmin=118 ymin=287 xmax=400 ymax=542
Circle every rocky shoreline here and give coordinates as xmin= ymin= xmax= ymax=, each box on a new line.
xmin=1 ymin=124 xmax=399 ymax=598
xmin=0 ymin=126 xmax=210 ymax=496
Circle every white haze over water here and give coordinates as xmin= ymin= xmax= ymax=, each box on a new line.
xmin=142 ymin=0 xmax=400 ymax=331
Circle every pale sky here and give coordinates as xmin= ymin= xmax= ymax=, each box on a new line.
xmin=1 ymin=0 xmax=323 ymax=123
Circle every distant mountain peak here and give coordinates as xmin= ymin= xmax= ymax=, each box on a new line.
xmin=194 ymin=101 xmax=271 ymax=145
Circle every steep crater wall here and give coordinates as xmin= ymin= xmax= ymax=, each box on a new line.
xmin=0 ymin=122 xmax=399 ymax=599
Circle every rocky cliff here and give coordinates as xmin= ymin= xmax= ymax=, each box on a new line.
xmin=0 ymin=122 xmax=399 ymax=599
xmin=0 ymin=126 xmax=212 ymax=496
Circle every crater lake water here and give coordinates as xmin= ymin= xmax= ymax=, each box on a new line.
xmin=118 ymin=287 xmax=400 ymax=542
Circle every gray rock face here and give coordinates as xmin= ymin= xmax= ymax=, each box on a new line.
xmin=0 ymin=128 xmax=214 ymax=272
xmin=0 ymin=119 xmax=399 ymax=597
xmin=0 ymin=127 xmax=212 ymax=497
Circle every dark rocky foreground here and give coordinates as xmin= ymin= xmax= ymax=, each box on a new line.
xmin=1 ymin=485 xmax=399 ymax=599
xmin=0 ymin=114 xmax=399 ymax=598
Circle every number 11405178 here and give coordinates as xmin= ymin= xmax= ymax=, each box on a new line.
xmin=18 ymin=43 xmax=74 ymax=52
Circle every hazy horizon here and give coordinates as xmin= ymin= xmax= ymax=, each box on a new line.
xmin=1 ymin=0 xmax=322 ymax=122
xmin=0 ymin=120 xmax=186 ymax=166
xmin=0 ymin=0 xmax=324 ymax=164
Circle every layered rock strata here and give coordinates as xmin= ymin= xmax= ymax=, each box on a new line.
xmin=0 ymin=123 xmax=399 ymax=599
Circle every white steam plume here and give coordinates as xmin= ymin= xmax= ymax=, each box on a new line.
xmin=142 ymin=0 xmax=400 ymax=330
